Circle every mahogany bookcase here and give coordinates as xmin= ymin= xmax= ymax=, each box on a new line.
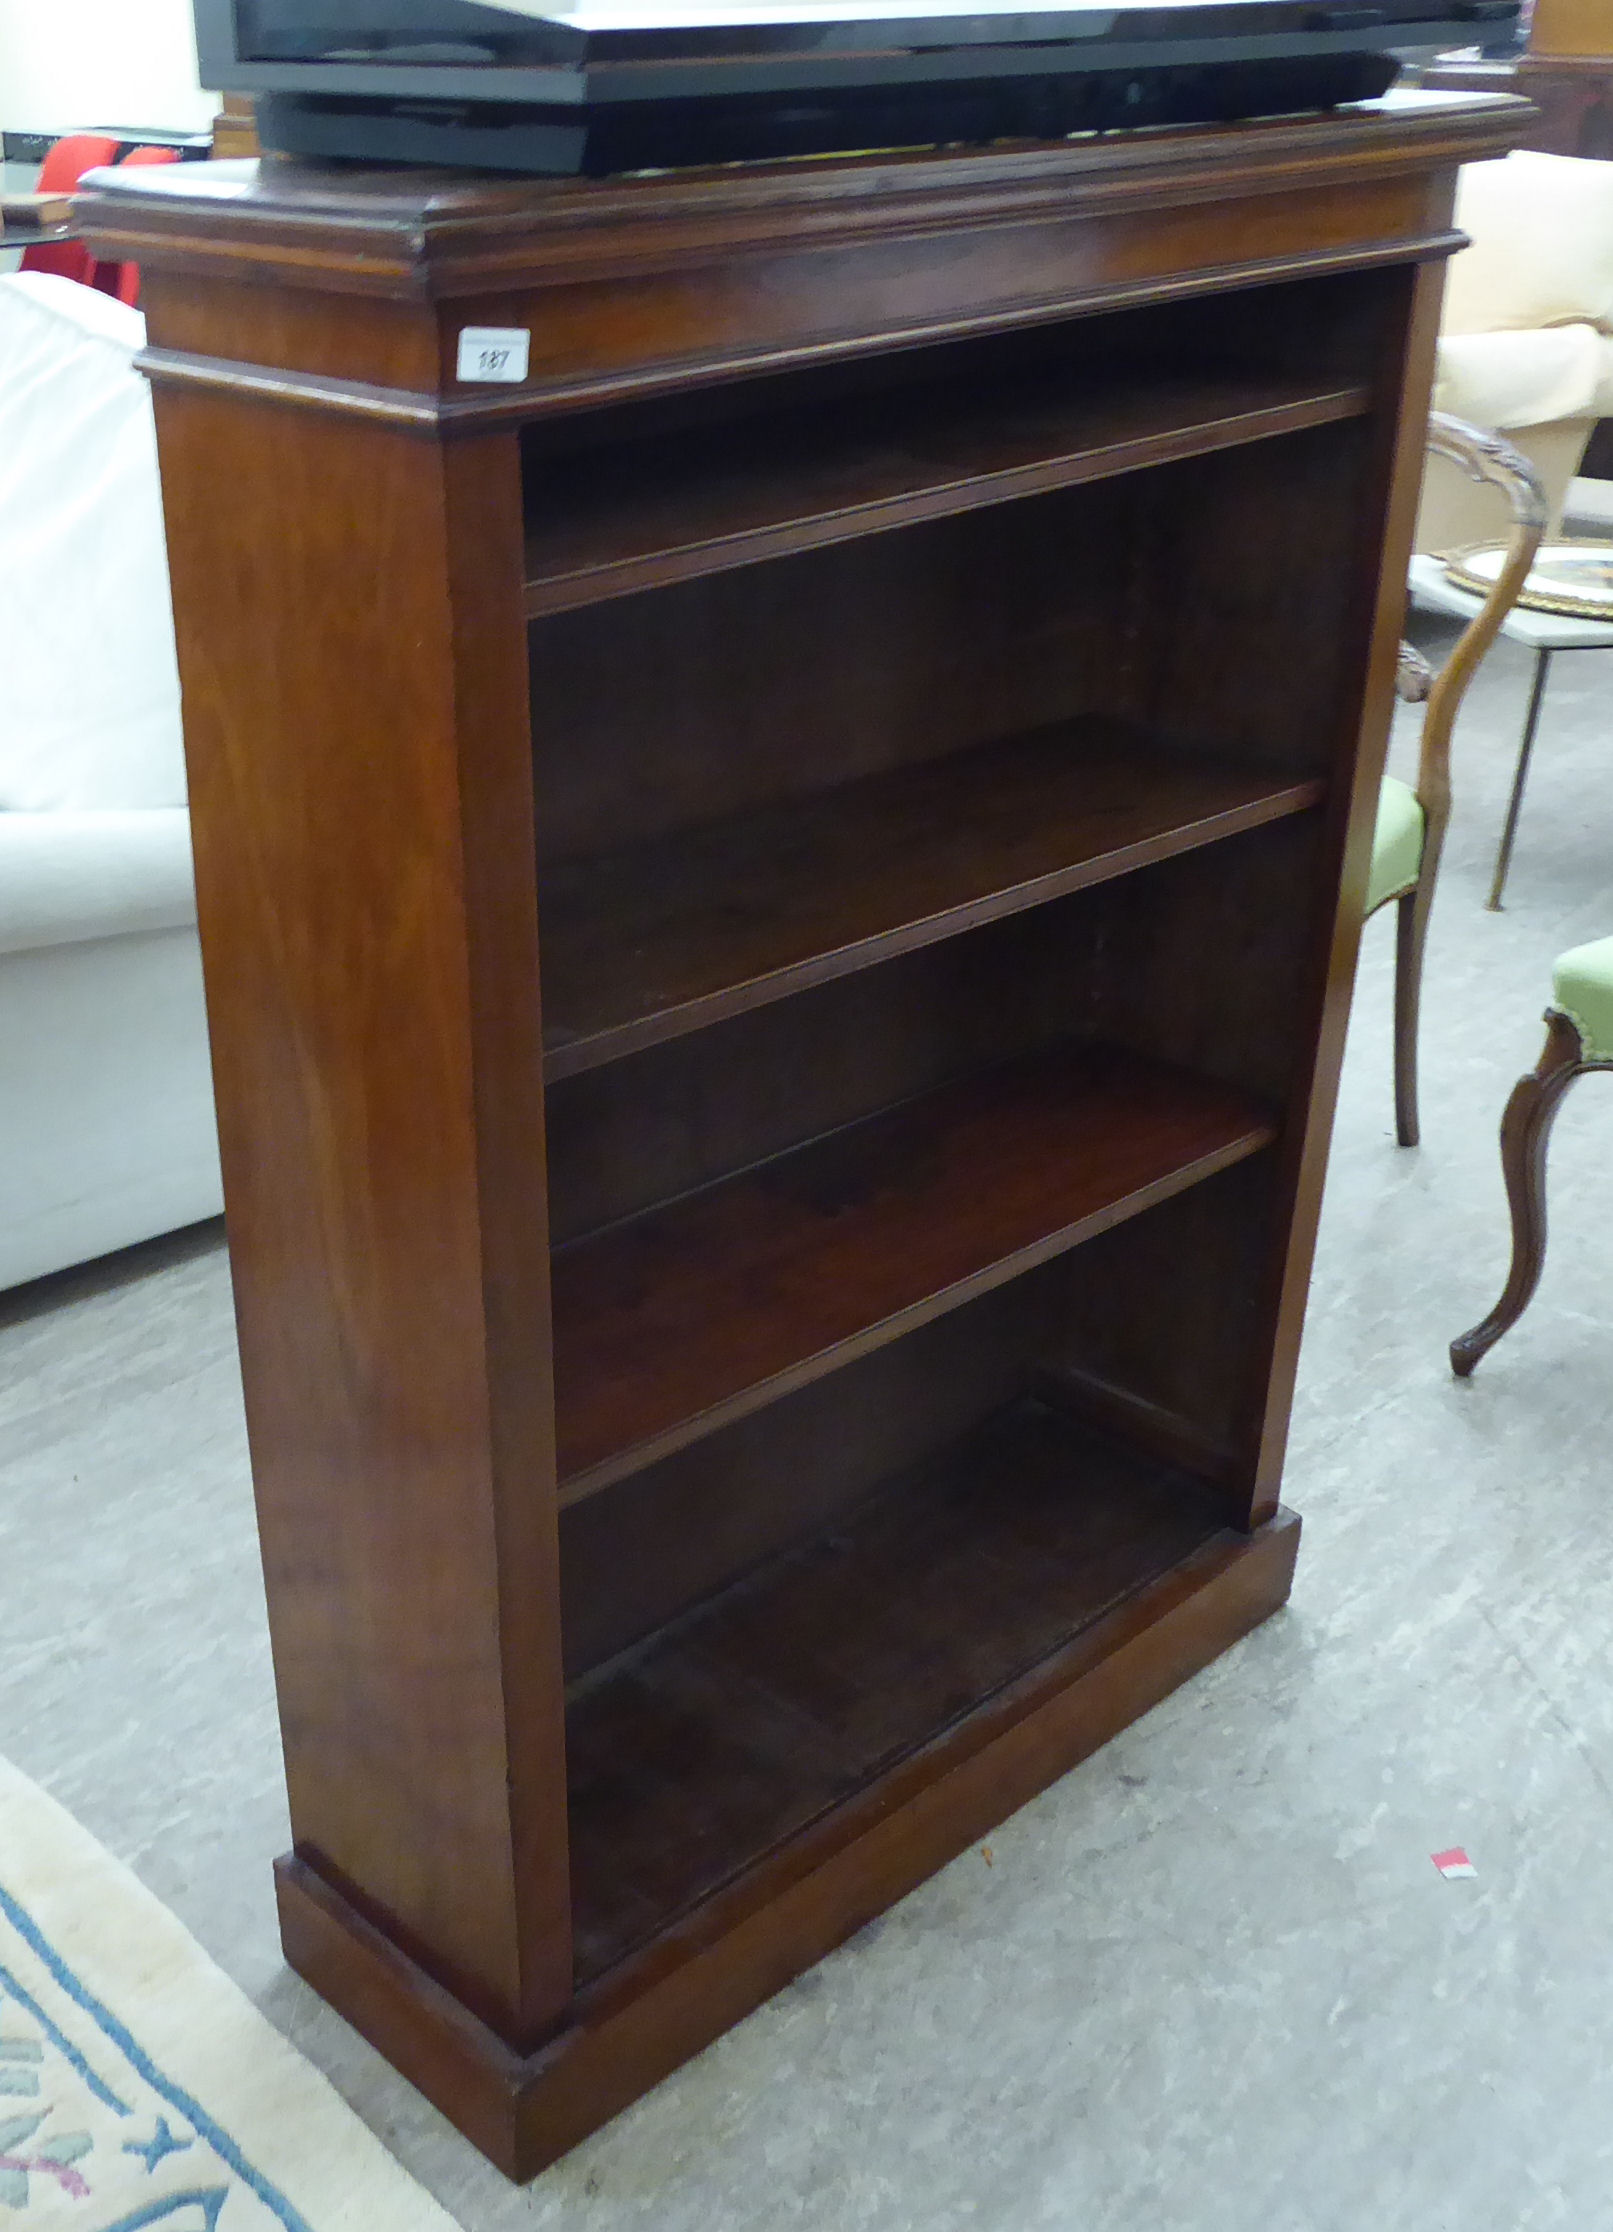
xmin=81 ymin=87 xmax=1522 ymax=2179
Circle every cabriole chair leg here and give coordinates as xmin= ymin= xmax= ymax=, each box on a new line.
xmin=1450 ymin=1010 xmax=1589 ymax=1375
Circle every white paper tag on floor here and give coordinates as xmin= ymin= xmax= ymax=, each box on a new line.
xmin=1431 ymin=1847 xmax=1478 ymax=1879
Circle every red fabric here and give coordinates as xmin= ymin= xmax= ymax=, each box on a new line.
xmin=18 ymin=134 xmax=121 ymax=289
xmin=111 ymin=146 xmax=182 ymax=307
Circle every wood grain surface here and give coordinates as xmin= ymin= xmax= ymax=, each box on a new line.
xmin=551 ymin=1043 xmax=1275 ymax=1497
xmin=565 ymin=1398 xmax=1231 ymax=1979
xmin=523 ymin=375 xmax=1369 ymax=611
xmin=97 ymin=87 xmax=1528 ymax=2173
xmin=278 ymin=1498 xmax=1301 ymax=2176
xmin=539 ymin=718 xmax=1323 ymax=1078
xmin=149 ymin=389 xmax=573 ymax=2046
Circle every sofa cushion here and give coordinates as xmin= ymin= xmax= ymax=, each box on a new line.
xmin=0 ymin=809 xmax=197 ymax=957
xmin=1444 ymin=152 xmax=1613 ymax=339
xmin=0 ymin=273 xmax=186 ymax=811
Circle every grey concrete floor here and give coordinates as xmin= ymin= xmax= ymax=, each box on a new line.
xmin=2 ymin=614 xmax=1611 ymax=2231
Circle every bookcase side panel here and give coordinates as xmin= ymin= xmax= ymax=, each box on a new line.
xmin=1239 ymin=253 xmax=1453 ymax=1516
xmin=149 ymin=383 xmax=573 ymax=2045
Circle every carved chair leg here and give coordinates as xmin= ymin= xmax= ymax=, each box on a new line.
xmin=1393 ymin=884 xmax=1431 ymax=1148
xmin=1450 ymin=1009 xmax=1589 ymax=1376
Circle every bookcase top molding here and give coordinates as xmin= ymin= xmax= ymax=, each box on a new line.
xmin=75 ymin=90 xmax=1526 ymax=431
xmin=77 ymin=90 xmax=1526 ymax=301
xmin=75 ymin=90 xmax=1534 ymax=294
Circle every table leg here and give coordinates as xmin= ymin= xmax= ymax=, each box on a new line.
xmin=1487 ymin=644 xmax=1552 ymax=911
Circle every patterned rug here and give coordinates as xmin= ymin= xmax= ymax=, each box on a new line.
xmin=0 ymin=1754 xmax=460 ymax=2229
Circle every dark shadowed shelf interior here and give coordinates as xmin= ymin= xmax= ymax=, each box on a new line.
xmin=522 ymin=372 xmax=1371 ymax=614
xmin=565 ymin=1395 xmax=1236 ymax=1982
xmin=550 ymin=1041 xmax=1276 ymax=1499
xmin=537 ymin=717 xmax=1326 ymax=1080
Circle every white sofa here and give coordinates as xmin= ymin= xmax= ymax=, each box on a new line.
xmin=0 ymin=272 xmax=221 ymax=1291
xmin=1419 ymin=151 xmax=1613 ymax=552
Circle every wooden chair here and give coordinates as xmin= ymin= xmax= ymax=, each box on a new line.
xmin=1366 ymin=413 xmax=1547 ymax=1147
xmin=1407 ymin=556 xmax=1613 ymax=912
xmin=1450 ymin=938 xmax=1613 ymax=1374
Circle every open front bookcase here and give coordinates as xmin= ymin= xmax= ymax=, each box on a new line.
xmin=81 ymin=87 xmax=1524 ymax=2178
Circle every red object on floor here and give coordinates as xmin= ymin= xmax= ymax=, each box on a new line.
xmin=1431 ymin=1847 xmax=1478 ymax=1879
xmin=18 ymin=133 xmax=121 ymax=289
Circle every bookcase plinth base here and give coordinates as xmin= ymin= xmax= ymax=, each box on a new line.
xmin=277 ymin=1503 xmax=1299 ymax=2181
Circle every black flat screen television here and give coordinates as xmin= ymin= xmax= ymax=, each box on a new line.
xmin=193 ymin=0 xmax=1520 ymax=172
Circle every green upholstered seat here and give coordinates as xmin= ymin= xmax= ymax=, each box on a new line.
xmin=1552 ymin=936 xmax=1613 ymax=1064
xmin=1367 ymin=775 xmax=1425 ymax=915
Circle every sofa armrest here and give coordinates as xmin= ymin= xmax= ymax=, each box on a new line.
xmin=1434 ymin=324 xmax=1609 ymax=433
xmin=0 ymin=809 xmax=197 ymax=957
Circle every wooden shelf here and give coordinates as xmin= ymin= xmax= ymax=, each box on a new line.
xmin=551 ymin=1041 xmax=1274 ymax=1501
xmin=523 ymin=375 xmax=1370 ymax=615
xmin=539 ymin=717 xmax=1324 ymax=1082
xmin=566 ymin=1396 xmax=1235 ymax=1982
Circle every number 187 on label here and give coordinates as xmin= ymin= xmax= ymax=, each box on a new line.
xmin=456 ymin=327 xmax=532 ymax=384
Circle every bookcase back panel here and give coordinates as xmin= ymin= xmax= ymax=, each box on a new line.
xmin=1077 ymin=814 xmax=1328 ymax=1102
xmin=528 ymin=440 xmax=1369 ymax=967
xmin=557 ymin=1270 xmax=1056 ymax=1678
xmin=554 ymin=1137 xmax=1284 ymax=1685
xmin=1130 ymin=419 xmax=1381 ymax=779
xmin=544 ymin=906 xmax=1098 ymax=1248
xmin=544 ymin=814 xmax=1318 ymax=1249
xmin=1042 ymin=1154 xmax=1281 ymax=1482
xmin=522 ymin=263 xmax=1402 ymax=877
xmin=528 ymin=478 xmax=1144 ymax=864
xmin=516 ymin=265 xmax=1395 ymax=495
